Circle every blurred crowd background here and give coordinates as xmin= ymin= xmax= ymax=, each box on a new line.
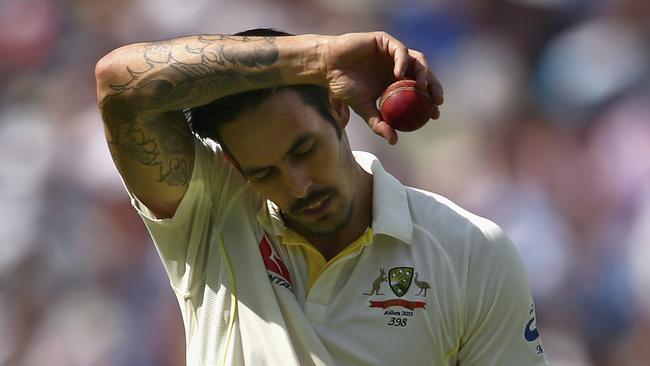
xmin=1 ymin=0 xmax=649 ymax=365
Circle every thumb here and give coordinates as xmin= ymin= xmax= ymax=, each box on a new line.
xmin=353 ymin=102 xmax=398 ymax=145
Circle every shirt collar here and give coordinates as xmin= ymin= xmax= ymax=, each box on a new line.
xmin=257 ymin=200 xmax=285 ymax=237
xmin=257 ymin=151 xmax=413 ymax=245
xmin=354 ymin=151 xmax=413 ymax=244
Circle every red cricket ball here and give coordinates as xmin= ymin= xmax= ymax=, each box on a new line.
xmin=379 ymin=79 xmax=434 ymax=132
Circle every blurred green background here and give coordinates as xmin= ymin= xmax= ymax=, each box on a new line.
xmin=1 ymin=0 xmax=649 ymax=365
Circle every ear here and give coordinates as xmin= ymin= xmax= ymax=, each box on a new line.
xmin=329 ymin=95 xmax=351 ymax=130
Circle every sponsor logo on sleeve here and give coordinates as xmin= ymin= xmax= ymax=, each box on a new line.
xmin=524 ymin=303 xmax=540 ymax=342
xmin=259 ymin=233 xmax=294 ymax=292
xmin=524 ymin=317 xmax=540 ymax=342
xmin=524 ymin=303 xmax=544 ymax=356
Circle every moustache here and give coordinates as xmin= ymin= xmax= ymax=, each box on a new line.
xmin=290 ymin=187 xmax=338 ymax=215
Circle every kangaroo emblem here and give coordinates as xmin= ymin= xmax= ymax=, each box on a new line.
xmin=364 ymin=268 xmax=388 ymax=296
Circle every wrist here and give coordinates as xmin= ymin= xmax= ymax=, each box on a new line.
xmin=278 ymin=34 xmax=329 ymax=86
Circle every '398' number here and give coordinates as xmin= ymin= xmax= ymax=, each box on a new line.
xmin=387 ymin=317 xmax=408 ymax=327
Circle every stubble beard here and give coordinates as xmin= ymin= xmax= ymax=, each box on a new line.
xmin=288 ymin=135 xmax=360 ymax=236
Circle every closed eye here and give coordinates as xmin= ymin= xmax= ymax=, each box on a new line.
xmin=292 ymin=141 xmax=316 ymax=158
xmin=244 ymin=134 xmax=316 ymax=182
xmin=250 ymin=168 xmax=276 ymax=182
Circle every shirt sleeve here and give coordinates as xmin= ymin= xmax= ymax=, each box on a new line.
xmin=122 ymin=138 xmax=258 ymax=293
xmin=457 ymin=221 xmax=549 ymax=365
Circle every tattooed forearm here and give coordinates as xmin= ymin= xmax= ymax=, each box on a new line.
xmin=100 ymin=35 xmax=280 ymax=111
xmin=188 ymin=35 xmax=278 ymax=67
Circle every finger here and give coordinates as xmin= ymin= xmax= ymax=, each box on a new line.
xmin=393 ymin=46 xmax=409 ymax=80
xmin=354 ymin=102 xmax=398 ymax=145
xmin=431 ymin=106 xmax=440 ymax=120
xmin=408 ymin=50 xmax=428 ymax=91
xmin=427 ymin=69 xmax=444 ymax=105
xmin=372 ymin=120 xmax=399 ymax=145
xmin=379 ymin=32 xmax=409 ymax=80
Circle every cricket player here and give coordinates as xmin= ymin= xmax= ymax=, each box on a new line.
xmin=95 ymin=28 xmax=548 ymax=365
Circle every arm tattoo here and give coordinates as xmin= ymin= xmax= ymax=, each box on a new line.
xmin=100 ymin=34 xmax=279 ymax=108
xmin=107 ymin=112 xmax=194 ymax=186
xmin=100 ymin=34 xmax=280 ymax=186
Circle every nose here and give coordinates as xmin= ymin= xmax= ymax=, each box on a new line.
xmin=283 ymin=165 xmax=312 ymax=198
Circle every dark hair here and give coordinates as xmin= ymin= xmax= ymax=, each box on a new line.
xmin=185 ymin=28 xmax=340 ymax=152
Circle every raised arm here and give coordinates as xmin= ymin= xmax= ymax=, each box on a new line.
xmin=95 ymin=32 xmax=443 ymax=218
xmin=95 ymin=34 xmax=325 ymax=218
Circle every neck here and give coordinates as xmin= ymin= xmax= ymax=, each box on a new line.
xmin=294 ymin=164 xmax=373 ymax=261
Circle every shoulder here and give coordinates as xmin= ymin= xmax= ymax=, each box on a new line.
xmin=405 ymin=187 xmax=505 ymax=243
xmin=404 ymin=187 xmax=518 ymax=269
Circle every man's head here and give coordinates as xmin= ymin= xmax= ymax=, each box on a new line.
xmin=187 ymin=84 xmax=341 ymax=155
xmin=186 ymin=28 xmax=362 ymax=236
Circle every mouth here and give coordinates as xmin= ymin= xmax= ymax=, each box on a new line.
xmin=300 ymin=194 xmax=332 ymax=217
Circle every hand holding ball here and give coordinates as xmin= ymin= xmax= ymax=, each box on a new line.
xmin=379 ymin=79 xmax=435 ymax=132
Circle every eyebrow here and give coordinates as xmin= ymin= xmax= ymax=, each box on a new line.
xmin=241 ymin=132 xmax=314 ymax=177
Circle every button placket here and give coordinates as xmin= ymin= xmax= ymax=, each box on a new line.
xmin=304 ymin=250 xmax=364 ymax=324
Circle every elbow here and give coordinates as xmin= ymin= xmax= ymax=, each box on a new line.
xmin=95 ymin=44 xmax=162 ymax=115
xmin=95 ymin=54 xmax=113 ymax=86
xmin=95 ymin=52 xmax=119 ymax=103
xmin=95 ymin=44 xmax=139 ymax=103
xmin=95 ymin=51 xmax=137 ymax=123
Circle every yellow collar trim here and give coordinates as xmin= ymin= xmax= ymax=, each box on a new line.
xmin=280 ymin=228 xmax=374 ymax=292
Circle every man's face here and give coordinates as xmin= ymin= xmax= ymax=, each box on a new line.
xmin=219 ymin=89 xmax=356 ymax=235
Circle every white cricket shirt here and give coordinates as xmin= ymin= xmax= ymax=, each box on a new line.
xmin=124 ymin=139 xmax=548 ymax=365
